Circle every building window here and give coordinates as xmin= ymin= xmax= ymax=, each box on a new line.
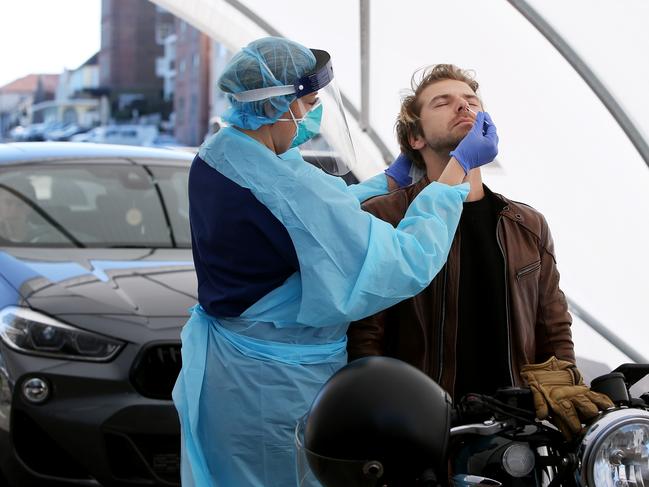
xmin=179 ymin=60 xmax=186 ymax=74
xmin=193 ymin=54 xmax=200 ymax=69
xmin=156 ymin=22 xmax=174 ymax=45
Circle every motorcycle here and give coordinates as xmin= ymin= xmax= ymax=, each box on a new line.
xmin=450 ymin=363 xmax=649 ymax=487
xmin=297 ymin=358 xmax=649 ymax=487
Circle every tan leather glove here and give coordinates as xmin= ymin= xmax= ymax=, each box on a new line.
xmin=520 ymin=356 xmax=614 ymax=440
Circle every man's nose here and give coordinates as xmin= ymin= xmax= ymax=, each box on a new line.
xmin=455 ymin=99 xmax=469 ymax=113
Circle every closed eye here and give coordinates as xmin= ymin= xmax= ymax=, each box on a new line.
xmin=465 ymin=95 xmax=481 ymax=107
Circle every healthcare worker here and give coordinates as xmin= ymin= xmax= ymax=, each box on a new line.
xmin=174 ymin=36 xmax=499 ymax=487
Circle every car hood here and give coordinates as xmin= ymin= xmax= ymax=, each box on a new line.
xmin=0 ymin=248 xmax=196 ymax=341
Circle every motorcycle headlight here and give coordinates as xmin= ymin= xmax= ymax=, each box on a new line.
xmin=0 ymin=306 xmax=123 ymax=361
xmin=579 ymin=408 xmax=649 ymax=487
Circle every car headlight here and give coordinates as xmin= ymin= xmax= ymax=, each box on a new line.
xmin=579 ymin=408 xmax=649 ymax=487
xmin=0 ymin=306 xmax=123 ymax=361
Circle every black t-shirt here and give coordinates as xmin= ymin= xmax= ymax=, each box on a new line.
xmin=453 ymin=193 xmax=511 ymax=400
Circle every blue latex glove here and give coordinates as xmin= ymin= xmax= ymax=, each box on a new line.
xmin=449 ymin=111 xmax=498 ymax=174
xmin=384 ymin=153 xmax=413 ymax=187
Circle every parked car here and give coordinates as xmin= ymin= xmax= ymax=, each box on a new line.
xmin=0 ymin=142 xmax=354 ymax=487
xmin=7 ymin=126 xmax=26 ymax=141
xmin=44 ymin=123 xmax=89 ymax=142
xmin=151 ymin=133 xmax=182 ymax=149
xmin=70 ymin=125 xmax=159 ymax=146
xmin=9 ymin=123 xmax=64 ymax=142
xmin=0 ymin=142 xmax=195 ymax=486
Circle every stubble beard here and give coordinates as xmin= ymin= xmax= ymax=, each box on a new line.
xmin=426 ymin=133 xmax=465 ymax=164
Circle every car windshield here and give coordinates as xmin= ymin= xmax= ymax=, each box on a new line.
xmin=0 ymin=162 xmax=190 ymax=248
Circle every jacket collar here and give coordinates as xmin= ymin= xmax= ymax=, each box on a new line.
xmin=483 ymin=184 xmax=508 ymax=214
xmin=405 ymin=176 xmax=527 ymax=223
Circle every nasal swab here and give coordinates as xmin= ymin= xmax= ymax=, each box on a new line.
xmin=465 ymin=106 xmax=490 ymax=125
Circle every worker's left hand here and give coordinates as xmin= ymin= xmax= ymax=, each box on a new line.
xmin=450 ymin=111 xmax=498 ymax=174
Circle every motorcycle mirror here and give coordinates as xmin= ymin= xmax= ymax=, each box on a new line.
xmin=590 ymin=372 xmax=630 ymax=405
xmin=612 ymin=363 xmax=649 ymax=388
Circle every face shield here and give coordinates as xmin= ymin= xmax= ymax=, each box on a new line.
xmin=232 ymin=49 xmax=357 ymax=176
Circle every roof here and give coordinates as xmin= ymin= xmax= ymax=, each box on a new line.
xmin=0 ymin=142 xmax=195 ymax=165
xmin=0 ymin=74 xmax=60 ymax=94
xmin=76 ymin=52 xmax=99 ymax=70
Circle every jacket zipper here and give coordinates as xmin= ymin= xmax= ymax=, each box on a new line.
xmin=496 ymin=213 xmax=515 ymax=387
xmin=414 ymin=285 xmax=430 ymax=376
xmin=436 ymin=265 xmax=448 ymax=384
xmin=516 ymin=260 xmax=541 ymax=280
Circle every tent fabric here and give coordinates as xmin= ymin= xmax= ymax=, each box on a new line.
xmin=150 ymin=0 xmax=649 ymax=368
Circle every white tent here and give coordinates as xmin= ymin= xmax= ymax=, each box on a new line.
xmin=150 ymin=0 xmax=649 ymax=380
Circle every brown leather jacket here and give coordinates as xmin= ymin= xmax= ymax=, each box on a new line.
xmin=347 ymin=178 xmax=575 ymax=396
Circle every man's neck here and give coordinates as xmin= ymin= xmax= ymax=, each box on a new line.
xmin=420 ymin=146 xmax=484 ymax=201
xmin=420 ymin=146 xmax=450 ymax=182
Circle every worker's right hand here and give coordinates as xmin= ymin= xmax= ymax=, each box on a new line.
xmin=449 ymin=112 xmax=498 ymax=173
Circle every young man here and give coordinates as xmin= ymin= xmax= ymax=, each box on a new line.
xmin=347 ymin=65 xmax=612 ymax=438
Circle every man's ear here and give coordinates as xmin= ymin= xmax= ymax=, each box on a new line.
xmin=408 ymin=133 xmax=426 ymax=151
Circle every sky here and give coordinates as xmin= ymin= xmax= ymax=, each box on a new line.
xmin=0 ymin=0 xmax=101 ymax=87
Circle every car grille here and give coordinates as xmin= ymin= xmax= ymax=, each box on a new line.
xmin=130 ymin=343 xmax=182 ymax=400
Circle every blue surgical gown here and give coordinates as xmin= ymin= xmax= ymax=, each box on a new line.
xmin=174 ymin=127 xmax=468 ymax=486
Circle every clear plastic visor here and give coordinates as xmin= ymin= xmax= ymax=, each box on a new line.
xmin=295 ymin=416 xmax=384 ymax=487
xmin=290 ymin=80 xmax=357 ymax=176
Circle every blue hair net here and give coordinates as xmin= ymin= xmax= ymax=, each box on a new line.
xmin=218 ymin=37 xmax=317 ymax=130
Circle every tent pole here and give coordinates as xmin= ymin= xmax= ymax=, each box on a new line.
xmin=507 ymin=0 xmax=649 ymax=170
xmin=360 ymin=0 xmax=370 ymax=132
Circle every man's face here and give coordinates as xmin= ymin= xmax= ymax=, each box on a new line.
xmin=412 ymin=79 xmax=482 ymax=153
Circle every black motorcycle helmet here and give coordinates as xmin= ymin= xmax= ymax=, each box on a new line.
xmin=299 ymin=357 xmax=452 ymax=486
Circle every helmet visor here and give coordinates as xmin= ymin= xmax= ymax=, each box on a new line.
xmin=295 ymin=416 xmax=383 ymax=487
